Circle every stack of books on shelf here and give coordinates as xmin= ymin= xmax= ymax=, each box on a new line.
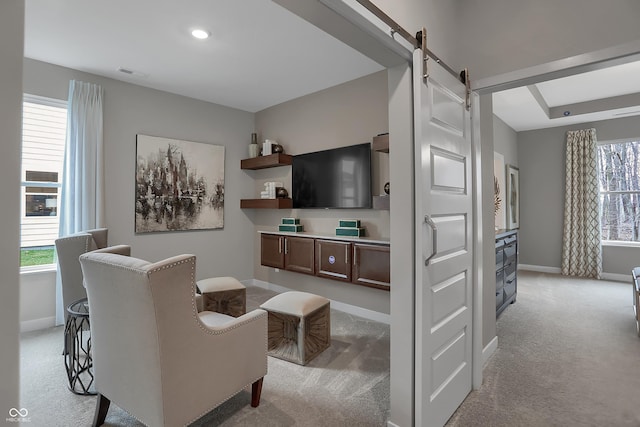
xmin=278 ymin=218 xmax=303 ymax=232
xmin=260 ymin=181 xmax=283 ymax=199
xmin=335 ymin=219 xmax=365 ymax=237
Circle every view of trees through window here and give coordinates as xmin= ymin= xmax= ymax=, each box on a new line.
xmin=597 ymin=140 xmax=640 ymax=242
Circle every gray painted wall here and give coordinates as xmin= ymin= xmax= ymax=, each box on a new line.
xmin=0 ymin=1 xmax=23 ymax=415
xmin=455 ymin=0 xmax=640 ymax=81
xmin=518 ymin=115 xmax=640 ymax=274
xmin=494 ymin=115 xmax=518 ymax=168
xmin=20 ymin=58 xmax=257 ymax=327
xmin=253 ymin=71 xmax=390 ymax=314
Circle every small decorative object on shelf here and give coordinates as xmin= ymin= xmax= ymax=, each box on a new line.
xmin=278 ymin=217 xmax=303 ymax=232
xmin=249 ymin=133 xmax=259 ymax=158
xmin=276 ymin=187 xmax=288 ymax=198
xmin=263 ymin=139 xmax=277 ymax=156
xmin=262 ymin=181 xmax=283 ymax=199
xmin=339 ymin=219 xmax=360 ymax=228
xmin=272 ymin=143 xmax=284 ymax=153
xmin=384 ymin=182 xmax=390 ymax=195
xmin=336 ymin=219 xmax=365 ymax=237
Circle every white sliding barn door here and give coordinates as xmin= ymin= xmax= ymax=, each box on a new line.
xmin=414 ymin=49 xmax=474 ymax=427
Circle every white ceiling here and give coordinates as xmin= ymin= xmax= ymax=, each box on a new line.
xmin=26 ymin=1 xmax=640 ymax=128
xmin=493 ymin=60 xmax=640 ymax=132
xmin=24 ymin=0 xmax=384 ymax=113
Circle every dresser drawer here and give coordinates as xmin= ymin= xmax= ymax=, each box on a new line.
xmin=504 ymin=242 xmax=516 ymax=260
xmin=504 ymin=277 xmax=516 ymax=299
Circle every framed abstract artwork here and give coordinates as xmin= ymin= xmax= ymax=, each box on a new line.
xmin=135 ymin=134 xmax=225 ymax=233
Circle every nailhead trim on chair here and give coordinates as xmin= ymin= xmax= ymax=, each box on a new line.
xmin=85 ymin=254 xmax=268 ymax=426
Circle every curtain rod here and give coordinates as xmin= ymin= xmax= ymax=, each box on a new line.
xmin=354 ymin=0 xmax=461 ymax=79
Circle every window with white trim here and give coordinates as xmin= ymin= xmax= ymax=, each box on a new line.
xmin=597 ymin=140 xmax=640 ymax=242
xmin=21 ymin=94 xmax=67 ymax=268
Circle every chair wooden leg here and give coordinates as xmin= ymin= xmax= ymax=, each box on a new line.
xmin=92 ymin=393 xmax=110 ymax=427
xmin=251 ymin=378 xmax=263 ymax=408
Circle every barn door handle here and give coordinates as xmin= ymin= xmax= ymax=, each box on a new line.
xmin=424 ymin=215 xmax=438 ymax=265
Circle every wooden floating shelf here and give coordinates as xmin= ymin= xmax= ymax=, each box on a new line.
xmin=240 ymin=198 xmax=293 ymax=209
xmin=241 ymin=153 xmax=292 ymax=170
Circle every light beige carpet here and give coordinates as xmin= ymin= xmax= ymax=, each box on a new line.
xmin=20 ymin=286 xmax=390 ymax=426
xmin=447 ymin=271 xmax=640 ymax=427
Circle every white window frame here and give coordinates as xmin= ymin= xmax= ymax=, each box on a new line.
xmin=597 ymin=138 xmax=640 ymax=247
xmin=20 ymin=94 xmax=67 ymax=272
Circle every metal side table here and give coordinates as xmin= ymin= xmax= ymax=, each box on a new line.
xmin=64 ymin=298 xmax=95 ymax=395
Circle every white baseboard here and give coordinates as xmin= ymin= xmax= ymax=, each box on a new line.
xmin=518 ymin=264 xmax=562 ymax=274
xmin=601 ymin=272 xmax=631 ymax=283
xmin=20 ymin=316 xmax=55 ymax=333
xmin=245 ymin=279 xmax=391 ymax=324
xmin=519 ymin=265 xmax=630 ymax=283
xmin=482 ymin=336 xmax=498 ymax=366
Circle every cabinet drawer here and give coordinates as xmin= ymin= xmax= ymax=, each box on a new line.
xmin=496 ymin=268 xmax=504 ymax=292
xmin=496 ymin=290 xmax=504 ymax=309
xmin=315 ymin=239 xmax=351 ymax=282
xmin=504 ymin=242 xmax=517 ymax=260
xmin=260 ymin=234 xmax=284 ymax=269
xmin=285 ymin=236 xmax=315 ymax=275
xmin=495 ymin=248 xmax=504 ymax=268
xmin=504 ymin=277 xmax=516 ymax=299
xmin=352 ymin=244 xmax=390 ymax=290
xmin=504 ymin=260 xmax=517 ymax=279
xmin=503 ymin=235 xmax=517 ymax=246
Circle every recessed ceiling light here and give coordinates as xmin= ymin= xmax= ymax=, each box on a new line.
xmin=191 ymin=29 xmax=210 ymax=40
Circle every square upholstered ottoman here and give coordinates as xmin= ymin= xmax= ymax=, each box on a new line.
xmin=260 ymin=291 xmax=330 ymax=365
xmin=197 ymin=276 xmax=246 ymax=317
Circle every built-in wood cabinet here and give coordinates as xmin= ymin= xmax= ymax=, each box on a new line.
xmin=260 ymin=234 xmax=314 ymax=275
xmin=260 ymin=233 xmax=285 ymax=269
xmin=316 ymin=239 xmax=352 ymax=282
xmin=495 ymin=229 xmax=517 ymax=316
xmin=260 ymin=233 xmax=390 ymax=291
xmin=352 ymin=243 xmax=391 ymax=290
xmin=285 ymin=236 xmax=315 ymax=275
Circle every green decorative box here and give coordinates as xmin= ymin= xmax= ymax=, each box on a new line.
xmin=279 ymin=224 xmax=304 ymax=232
xmin=335 ymin=227 xmax=365 ymax=237
xmin=281 ymin=218 xmax=300 ymax=225
xmin=339 ymin=219 xmax=360 ymax=228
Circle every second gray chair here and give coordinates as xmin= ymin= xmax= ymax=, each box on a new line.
xmin=55 ymin=228 xmax=110 ymax=322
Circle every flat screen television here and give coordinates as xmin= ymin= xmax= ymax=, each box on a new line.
xmin=292 ymin=143 xmax=372 ymax=209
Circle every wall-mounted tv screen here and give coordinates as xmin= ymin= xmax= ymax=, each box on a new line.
xmin=292 ymin=143 xmax=372 ymax=209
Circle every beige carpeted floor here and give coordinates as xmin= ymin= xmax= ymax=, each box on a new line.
xmin=20 ymin=272 xmax=640 ymax=426
xmin=20 ymin=286 xmax=390 ymax=426
xmin=447 ymin=271 xmax=640 ymax=427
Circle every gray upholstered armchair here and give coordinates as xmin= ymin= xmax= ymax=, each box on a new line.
xmin=79 ymin=252 xmax=268 ymax=427
xmin=55 ymin=228 xmax=111 ymax=322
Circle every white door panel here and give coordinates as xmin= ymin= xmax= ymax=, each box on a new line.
xmin=414 ymin=47 xmax=473 ymax=427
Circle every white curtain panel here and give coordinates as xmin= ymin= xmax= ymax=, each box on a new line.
xmin=55 ymin=80 xmax=104 ymax=325
xmin=561 ymin=128 xmax=602 ymax=279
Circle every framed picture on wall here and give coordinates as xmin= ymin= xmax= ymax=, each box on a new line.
xmin=135 ymin=134 xmax=225 ymax=233
xmin=506 ymin=164 xmax=519 ymax=229
xmin=494 ymin=152 xmax=506 ymax=230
